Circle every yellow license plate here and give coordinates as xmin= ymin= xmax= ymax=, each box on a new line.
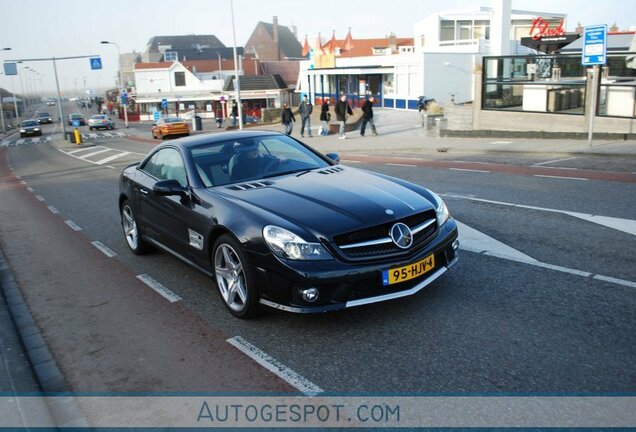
xmin=382 ymin=254 xmax=435 ymax=286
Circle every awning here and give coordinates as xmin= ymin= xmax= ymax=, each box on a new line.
xmin=521 ymin=34 xmax=580 ymax=54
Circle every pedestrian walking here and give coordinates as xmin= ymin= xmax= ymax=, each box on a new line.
xmin=360 ymin=96 xmax=378 ymax=136
xmin=231 ymin=102 xmax=238 ymax=127
xmin=281 ymin=103 xmax=295 ymax=135
xmin=298 ymin=95 xmax=313 ymax=138
xmin=319 ymin=99 xmax=330 ymax=136
xmin=335 ymin=94 xmax=353 ymax=139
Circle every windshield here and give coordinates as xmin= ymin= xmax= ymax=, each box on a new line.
xmin=91 ymin=115 xmax=106 ymax=120
xmin=21 ymin=120 xmax=38 ymax=127
xmin=164 ymin=117 xmax=184 ymax=123
xmin=190 ymin=134 xmax=332 ymax=187
xmin=38 ymin=113 xmax=50 ymax=117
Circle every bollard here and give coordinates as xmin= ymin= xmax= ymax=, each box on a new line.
xmin=74 ymin=128 xmax=82 ymax=145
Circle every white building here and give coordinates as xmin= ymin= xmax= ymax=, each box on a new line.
xmin=298 ymin=1 xmax=567 ymax=108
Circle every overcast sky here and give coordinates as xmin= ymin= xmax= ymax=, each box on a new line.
xmin=1 ymin=0 xmax=634 ymax=94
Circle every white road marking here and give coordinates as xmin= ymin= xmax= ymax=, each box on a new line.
xmin=561 ymin=211 xmax=636 ymax=237
xmin=386 ymin=163 xmax=417 ymax=167
xmin=106 ymin=166 xmax=116 ymax=170
xmin=26 ymin=187 xmax=34 ymax=192
xmin=78 ymin=148 xmax=112 ymax=159
xmin=458 ymin=220 xmax=636 ymax=288
xmin=95 ymin=151 xmax=131 ymax=165
xmin=89 ymin=133 xmax=99 ymax=139
xmin=15 ymin=175 xmax=21 ymax=179
xmin=136 ymin=274 xmax=182 ymax=303
xmin=46 ymin=137 xmax=51 ymax=142
xmin=534 ymin=174 xmax=588 ymax=181
xmin=35 ymin=195 xmax=45 ymax=202
xmin=490 ymin=141 xmax=512 ymax=144
xmin=114 ymin=132 xmax=126 ymax=137
xmin=445 ymin=194 xmax=636 ymax=237
xmin=16 ymin=139 xmax=25 ymax=145
xmin=68 ymin=146 xmax=100 ymax=155
xmin=450 ymin=168 xmax=491 ymax=173
xmin=457 ymin=221 xmax=537 ymax=264
xmin=227 ymin=336 xmax=324 ymax=396
xmin=91 ymin=241 xmax=117 ymax=258
xmin=64 ymin=220 xmax=82 ymax=231
xmin=593 ymin=275 xmax=636 ymax=289
xmin=532 ymin=157 xmax=576 ymax=166
xmin=47 ymin=205 xmax=59 ymax=214
xmin=20 ymin=181 xmax=26 ymax=185
xmin=449 ymin=161 xmax=493 ymax=165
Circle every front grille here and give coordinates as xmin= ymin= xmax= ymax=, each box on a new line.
xmin=333 ymin=210 xmax=437 ymax=259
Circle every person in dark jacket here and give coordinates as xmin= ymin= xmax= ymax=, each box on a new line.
xmin=360 ymin=96 xmax=377 ymax=136
xmin=319 ymin=99 xmax=330 ymax=136
xmin=334 ymin=94 xmax=353 ymax=139
xmin=281 ymin=103 xmax=295 ymax=135
xmin=298 ymin=95 xmax=313 ymax=138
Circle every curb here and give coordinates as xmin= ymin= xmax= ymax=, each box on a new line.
xmin=0 ymin=248 xmax=90 ymax=427
xmin=440 ymin=129 xmax=636 ymax=141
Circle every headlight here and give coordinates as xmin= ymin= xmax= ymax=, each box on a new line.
xmin=430 ymin=192 xmax=450 ymax=226
xmin=34 ymin=128 xmax=40 ymax=131
xmin=263 ymin=226 xmax=332 ymax=261
xmin=20 ymin=129 xmax=25 ymax=133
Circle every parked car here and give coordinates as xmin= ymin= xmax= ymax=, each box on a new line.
xmin=88 ymin=114 xmax=115 ymax=130
xmin=118 ymin=131 xmax=459 ymax=318
xmin=36 ymin=112 xmax=53 ymax=124
xmin=19 ymin=120 xmax=42 ymax=138
xmin=45 ymin=99 xmax=56 ymax=106
xmin=68 ymin=113 xmax=86 ymax=126
xmin=151 ymin=116 xmax=190 ymax=139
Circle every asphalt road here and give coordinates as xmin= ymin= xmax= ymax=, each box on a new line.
xmin=1 ymin=117 xmax=635 ymax=394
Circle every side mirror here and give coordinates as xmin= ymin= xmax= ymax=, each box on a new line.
xmin=325 ymin=152 xmax=340 ymax=163
xmin=153 ymin=179 xmax=187 ymax=197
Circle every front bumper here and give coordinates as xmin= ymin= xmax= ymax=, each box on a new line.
xmin=251 ymin=219 xmax=459 ymax=313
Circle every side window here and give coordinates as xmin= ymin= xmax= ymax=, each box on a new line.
xmin=142 ymin=148 xmax=188 ymax=187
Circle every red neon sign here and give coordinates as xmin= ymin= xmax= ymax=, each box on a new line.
xmin=529 ymin=17 xmax=566 ymax=40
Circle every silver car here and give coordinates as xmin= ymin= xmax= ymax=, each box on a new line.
xmin=88 ymin=114 xmax=115 ymax=130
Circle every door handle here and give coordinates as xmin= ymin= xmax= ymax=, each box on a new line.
xmin=139 ymin=188 xmax=149 ymax=195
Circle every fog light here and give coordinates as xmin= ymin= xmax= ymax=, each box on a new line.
xmin=452 ymin=239 xmax=460 ymax=250
xmin=301 ymin=288 xmax=319 ymax=303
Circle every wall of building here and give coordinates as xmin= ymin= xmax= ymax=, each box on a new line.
xmin=423 ymin=53 xmax=477 ymax=104
xmin=135 ymin=64 xmax=224 ymax=95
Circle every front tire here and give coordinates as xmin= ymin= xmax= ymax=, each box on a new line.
xmin=212 ymin=234 xmax=260 ymax=318
xmin=121 ymin=200 xmax=152 ymax=255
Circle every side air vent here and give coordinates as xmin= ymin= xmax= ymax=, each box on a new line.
xmin=228 ymin=181 xmax=273 ymax=191
xmin=318 ymin=166 xmax=344 ymax=175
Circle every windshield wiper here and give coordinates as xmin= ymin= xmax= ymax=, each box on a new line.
xmin=262 ymin=168 xmax=316 ymax=179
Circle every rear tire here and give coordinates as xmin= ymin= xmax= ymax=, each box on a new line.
xmin=212 ymin=234 xmax=260 ymax=318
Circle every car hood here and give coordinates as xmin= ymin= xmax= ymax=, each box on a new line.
xmin=213 ymin=166 xmax=436 ymax=238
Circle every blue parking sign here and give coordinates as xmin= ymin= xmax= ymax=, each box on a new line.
xmin=153 ymin=111 xmax=161 ymax=122
xmin=161 ymin=98 xmax=168 ymax=109
xmin=582 ymin=25 xmax=607 ymax=66
xmin=90 ymin=57 xmax=103 ymax=70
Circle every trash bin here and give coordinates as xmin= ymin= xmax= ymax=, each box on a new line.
xmin=66 ymin=131 xmax=77 ymax=143
xmin=194 ymin=115 xmax=202 ymax=131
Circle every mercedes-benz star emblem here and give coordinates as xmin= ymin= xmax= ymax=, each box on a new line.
xmin=390 ymin=223 xmax=413 ymax=249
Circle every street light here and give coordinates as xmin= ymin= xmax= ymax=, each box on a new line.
xmin=1 ymin=47 xmax=11 ymax=133
xmin=101 ymin=40 xmax=128 ymax=127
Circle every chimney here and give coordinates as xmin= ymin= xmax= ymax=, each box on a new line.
xmin=272 ymin=16 xmax=280 ymax=61
xmin=388 ymin=32 xmax=397 ymax=53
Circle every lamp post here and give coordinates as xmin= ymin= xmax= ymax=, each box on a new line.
xmin=230 ymin=0 xmax=243 ymax=130
xmin=1 ymin=47 xmax=11 ymax=133
xmin=100 ymin=41 xmax=128 ymax=127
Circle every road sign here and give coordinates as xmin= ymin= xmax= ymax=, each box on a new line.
xmin=3 ymin=63 xmax=17 ymax=76
xmin=121 ymin=92 xmax=128 ymax=106
xmin=582 ymin=25 xmax=607 ymax=66
xmin=161 ymin=98 xmax=168 ymax=109
xmin=90 ymin=57 xmax=103 ymax=70
xmin=153 ymin=111 xmax=161 ymax=122
xmin=72 ymin=120 xmax=80 ymax=127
